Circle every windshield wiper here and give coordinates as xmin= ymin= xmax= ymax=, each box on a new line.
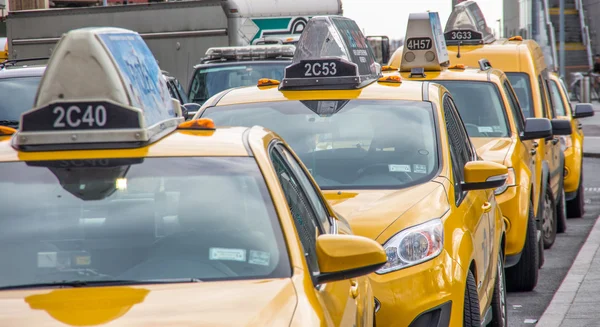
xmin=0 ymin=278 xmax=202 ymax=290
xmin=0 ymin=120 xmax=19 ymax=127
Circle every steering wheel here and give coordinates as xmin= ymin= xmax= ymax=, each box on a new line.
xmin=356 ymin=163 xmax=413 ymax=182
xmin=464 ymin=123 xmax=487 ymax=137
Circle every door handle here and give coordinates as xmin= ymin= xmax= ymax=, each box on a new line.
xmin=531 ymin=149 xmax=537 ymax=155
xmin=533 ymin=142 xmax=539 ymax=148
xmin=552 ymin=137 xmax=559 ymax=145
xmin=482 ymin=202 xmax=492 ymax=213
xmin=350 ymin=280 xmax=359 ymax=299
xmin=578 ymin=123 xmax=583 ymax=129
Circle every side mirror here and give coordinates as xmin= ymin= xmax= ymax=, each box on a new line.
xmin=573 ymin=103 xmax=595 ymax=118
xmin=183 ymin=103 xmax=202 ymax=120
xmin=521 ymin=118 xmax=552 ymax=141
xmin=462 ymin=161 xmax=508 ymax=191
xmin=551 ymin=118 xmax=573 ymax=136
xmin=315 ymin=234 xmax=387 ymax=285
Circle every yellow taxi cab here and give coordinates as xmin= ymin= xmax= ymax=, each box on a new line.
xmin=195 ymin=13 xmax=510 ymax=327
xmin=546 ymin=72 xmax=595 ymax=218
xmin=0 ymin=38 xmax=7 ymax=61
xmin=389 ymin=0 xmax=573 ymax=252
xmin=385 ymin=15 xmax=555 ymax=293
xmin=0 ymin=27 xmax=388 ymax=327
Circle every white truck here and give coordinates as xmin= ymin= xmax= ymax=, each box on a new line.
xmin=6 ymin=0 xmax=342 ymax=89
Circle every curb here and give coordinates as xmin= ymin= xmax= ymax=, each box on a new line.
xmin=583 ymin=152 xmax=600 ymax=158
xmin=535 ymin=215 xmax=600 ymax=326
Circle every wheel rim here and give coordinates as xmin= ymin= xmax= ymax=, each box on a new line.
xmin=498 ymin=253 xmax=507 ymax=326
xmin=543 ymin=192 xmax=554 ymax=239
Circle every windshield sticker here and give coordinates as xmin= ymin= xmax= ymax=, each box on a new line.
xmin=249 ymin=250 xmax=271 ymax=266
xmin=209 ymin=248 xmax=247 ymax=262
xmin=478 ymin=126 xmax=494 ymax=133
xmin=413 ymin=164 xmax=427 ymax=174
xmin=37 ymin=252 xmax=58 ymax=268
xmin=389 ymin=164 xmax=411 ymax=173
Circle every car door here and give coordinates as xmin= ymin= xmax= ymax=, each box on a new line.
xmin=539 ymin=74 xmax=561 ymax=197
xmin=269 ymin=143 xmax=366 ymax=327
xmin=443 ymin=95 xmax=493 ymax=308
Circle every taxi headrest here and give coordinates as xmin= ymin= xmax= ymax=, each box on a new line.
xmin=444 ymin=0 xmax=496 ymax=45
xmin=399 ymin=12 xmax=449 ymax=73
xmin=280 ymin=15 xmax=382 ymax=91
xmin=13 ymin=27 xmax=184 ymax=152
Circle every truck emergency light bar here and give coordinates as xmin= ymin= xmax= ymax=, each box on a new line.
xmin=203 ymin=45 xmax=296 ymax=61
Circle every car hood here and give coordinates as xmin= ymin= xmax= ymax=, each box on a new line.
xmin=0 ymin=279 xmax=297 ymax=326
xmin=470 ymin=137 xmax=513 ymax=165
xmin=322 ymin=181 xmax=449 ymax=241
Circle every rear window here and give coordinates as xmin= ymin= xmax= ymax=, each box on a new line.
xmin=0 ymin=156 xmax=290 ymax=288
xmin=0 ymin=76 xmax=42 ymax=126
xmin=506 ymin=72 xmax=535 ymax=118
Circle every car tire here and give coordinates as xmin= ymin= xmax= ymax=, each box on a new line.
xmin=567 ymin=169 xmax=585 ymax=218
xmin=506 ymin=207 xmax=539 ymax=292
xmin=538 ymin=227 xmax=545 ymax=269
xmin=542 ymin=187 xmax=557 ymax=249
xmin=464 ymin=269 xmax=481 ymax=327
xmin=490 ymin=251 xmax=507 ymax=327
xmin=557 ymin=188 xmax=568 ymax=233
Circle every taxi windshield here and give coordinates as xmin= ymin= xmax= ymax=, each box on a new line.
xmin=188 ymin=62 xmax=290 ymax=104
xmin=0 ymin=76 xmax=42 ymax=125
xmin=506 ymin=73 xmax=534 ymax=118
xmin=0 ymin=156 xmax=290 ymax=288
xmin=435 ymin=80 xmax=511 ymax=137
xmin=203 ymin=100 xmax=439 ymax=190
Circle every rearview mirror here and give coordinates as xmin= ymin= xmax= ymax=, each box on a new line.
xmin=551 ymin=118 xmax=572 ymax=136
xmin=183 ymin=103 xmax=202 ymax=120
xmin=315 ymin=234 xmax=387 ymax=285
xmin=521 ymin=118 xmax=552 ymax=141
xmin=573 ymin=103 xmax=595 ymax=118
xmin=462 ymin=161 xmax=508 ymax=191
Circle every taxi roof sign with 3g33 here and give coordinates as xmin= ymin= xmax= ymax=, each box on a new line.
xmin=400 ymin=12 xmax=449 ymax=73
xmin=13 ymin=27 xmax=184 ymax=152
xmin=280 ymin=15 xmax=382 ymax=90
xmin=443 ymin=0 xmax=496 ymax=45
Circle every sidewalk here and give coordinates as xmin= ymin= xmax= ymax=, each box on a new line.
xmin=536 ymin=215 xmax=600 ymax=326
xmin=580 ymin=102 xmax=600 ymax=158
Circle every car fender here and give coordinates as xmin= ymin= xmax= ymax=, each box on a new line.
xmin=536 ymin=162 xmax=550 ymax=230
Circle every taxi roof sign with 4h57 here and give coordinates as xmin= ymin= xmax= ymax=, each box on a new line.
xmin=280 ymin=15 xmax=382 ymax=90
xmin=13 ymin=27 xmax=185 ymax=152
xmin=400 ymin=12 xmax=449 ymax=73
xmin=444 ymin=0 xmax=496 ymax=45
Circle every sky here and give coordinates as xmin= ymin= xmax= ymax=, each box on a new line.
xmin=341 ymin=0 xmax=503 ymax=40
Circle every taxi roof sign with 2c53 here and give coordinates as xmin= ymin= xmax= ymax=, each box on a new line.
xmin=400 ymin=12 xmax=449 ymax=73
xmin=14 ymin=27 xmax=184 ymax=152
xmin=280 ymin=15 xmax=382 ymax=90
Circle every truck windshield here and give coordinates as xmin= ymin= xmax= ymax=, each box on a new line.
xmin=0 ymin=156 xmax=290 ymax=289
xmin=0 ymin=76 xmax=42 ymax=127
xmin=506 ymin=72 xmax=535 ymax=118
xmin=188 ymin=62 xmax=290 ymax=104
xmin=202 ymin=100 xmax=439 ymax=190
xmin=435 ymin=80 xmax=511 ymax=137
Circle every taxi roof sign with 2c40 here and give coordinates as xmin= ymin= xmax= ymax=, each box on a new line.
xmin=14 ymin=27 xmax=184 ymax=152
xmin=280 ymin=15 xmax=382 ymax=90
xmin=400 ymin=12 xmax=450 ymax=73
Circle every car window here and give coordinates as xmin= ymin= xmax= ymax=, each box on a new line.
xmin=443 ymin=95 xmax=473 ymax=203
xmin=0 ymin=157 xmax=290 ymax=288
xmin=203 ymin=99 xmax=439 ymax=190
xmin=549 ymin=79 xmax=568 ymax=117
xmin=277 ymin=144 xmax=332 ymax=233
xmin=0 ymin=76 xmax=43 ymax=124
xmin=557 ymin=77 xmax=574 ymax=116
xmin=174 ymin=79 xmax=190 ymax=104
xmin=436 ymin=80 xmax=511 ymax=137
xmin=188 ymin=62 xmax=290 ymax=105
xmin=506 ymin=72 xmax=535 ymax=118
xmin=502 ymin=80 xmax=526 ymax=133
xmin=271 ymin=149 xmax=321 ymax=276
xmin=538 ymin=75 xmax=550 ymax=118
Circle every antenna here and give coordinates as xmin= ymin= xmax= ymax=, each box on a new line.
xmin=457 ymin=41 xmax=462 ymax=58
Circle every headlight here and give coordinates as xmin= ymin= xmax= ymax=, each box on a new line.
xmin=376 ymin=219 xmax=443 ymax=274
xmin=494 ymin=167 xmax=516 ymax=195
xmin=559 ymin=135 xmax=572 ymax=152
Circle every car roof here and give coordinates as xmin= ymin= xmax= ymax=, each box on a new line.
xmin=212 ymin=80 xmax=427 ymax=107
xmin=0 ymin=126 xmax=257 ymax=163
xmin=396 ymin=67 xmax=505 ymax=84
xmin=0 ymin=65 xmax=46 ymax=79
xmin=446 ymin=39 xmax=543 ymax=72
xmin=193 ymin=59 xmax=293 ymax=69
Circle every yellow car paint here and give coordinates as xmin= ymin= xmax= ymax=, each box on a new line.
xmin=196 ymin=79 xmax=508 ymax=326
xmin=0 ymin=126 xmax=385 ymax=327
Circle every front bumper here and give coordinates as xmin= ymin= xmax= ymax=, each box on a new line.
xmin=370 ymin=249 xmax=463 ymax=327
xmin=563 ymin=146 xmax=582 ymax=195
xmin=496 ymin=185 xmax=528 ymax=261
